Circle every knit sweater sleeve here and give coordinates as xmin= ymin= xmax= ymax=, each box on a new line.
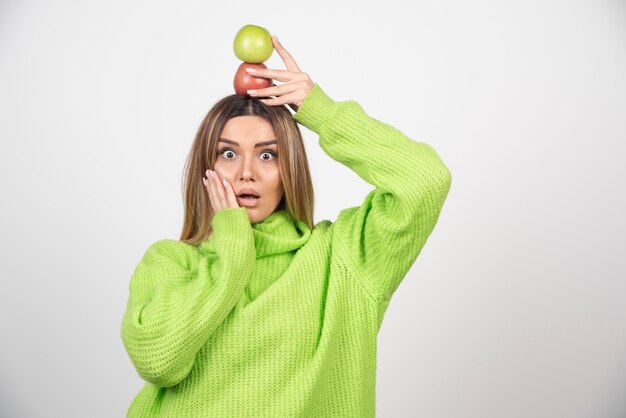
xmin=121 ymin=207 xmax=255 ymax=387
xmin=292 ymin=84 xmax=452 ymax=324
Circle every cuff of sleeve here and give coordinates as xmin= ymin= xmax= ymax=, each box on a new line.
xmin=211 ymin=207 xmax=251 ymax=236
xmin=198 ymin=207 xmax=252 ymax=254
xmin=292 ymin=84 xmax=340 ymax=134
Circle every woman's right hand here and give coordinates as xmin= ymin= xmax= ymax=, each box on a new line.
xmin=203 ymin=169 xmax=240 ymax=212
xmin=246 ymin=36 xmax=314 ymax=113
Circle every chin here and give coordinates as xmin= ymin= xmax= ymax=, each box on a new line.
xmin=244 ymin=207 xmax=265 ymax=224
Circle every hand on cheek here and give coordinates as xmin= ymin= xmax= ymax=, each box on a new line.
xmin=203 ymin=169 xmax=240 ymax=212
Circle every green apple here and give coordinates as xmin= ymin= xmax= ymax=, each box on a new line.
xmin=233 ymin=24 xmax=273 ymax=63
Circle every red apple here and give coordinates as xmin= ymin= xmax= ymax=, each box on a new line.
xmin=233 ymin=62 xmax=272 ymax=96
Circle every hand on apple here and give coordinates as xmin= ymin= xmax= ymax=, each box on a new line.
xmin=245 ymin=36 xmax=314 ymax=113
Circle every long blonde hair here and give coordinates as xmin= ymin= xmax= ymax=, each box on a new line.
xmin=179 ymin=95 xmax=314 ymax=245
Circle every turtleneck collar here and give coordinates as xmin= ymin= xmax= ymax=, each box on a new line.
xmin=199 ymin=209 xmax=311 ymax=258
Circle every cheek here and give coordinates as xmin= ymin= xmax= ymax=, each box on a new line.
xmin=212 ymin=163 xmax=231 ymax=178
xmin=274 ymin=180 xmax=284 ymax=198
xmin=269 ymin=170 xmax=283 ymax=194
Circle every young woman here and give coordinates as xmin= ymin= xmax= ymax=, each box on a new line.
xmin=121 ymin=36 xmax=452 ymax=417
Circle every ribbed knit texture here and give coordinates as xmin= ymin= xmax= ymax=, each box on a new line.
xmin=121 ymin=84 xmax=452 ymax=417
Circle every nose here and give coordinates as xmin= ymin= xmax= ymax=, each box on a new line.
xmin=238 ymin=154 xmax=255 ymax=181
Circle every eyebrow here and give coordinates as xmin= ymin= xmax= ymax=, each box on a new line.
xmin=219 ymin=138 xmax=277 ymax=148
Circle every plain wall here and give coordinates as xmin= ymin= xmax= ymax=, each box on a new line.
xmin=1 ymin=0 xmax=625 ymax=417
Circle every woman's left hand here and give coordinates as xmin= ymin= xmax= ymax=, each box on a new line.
xmin=246 ymin=36 xmax=314 ymax=112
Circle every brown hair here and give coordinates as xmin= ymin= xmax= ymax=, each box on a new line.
xmin=179 ymin=95 xmax=314 ymax=245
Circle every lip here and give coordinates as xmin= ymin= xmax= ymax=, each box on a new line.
xmin=237 ymin=188 xmax=260 ymax=198
xmin=237 ymin=195 xmax=261 ymax=208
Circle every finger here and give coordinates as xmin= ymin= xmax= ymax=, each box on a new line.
xmin=249 ymin=82 xmax=296 ymax=98
xmin=260 ymin=92 xmax=300 ymax=107
xmin=204 ymin=171 xmax=221 ymax=212
xmin=272 ymin=36 xmax=301 ymax=72
xmin=210 ymin=170 xmax=228 ymax=209
xmin=223 ymin=178 xmax=240 ymax=208
xmin=210 ymin=170 xmax=225 ymax=212
xmin=246 ymin=67 xmax=299 ymax=83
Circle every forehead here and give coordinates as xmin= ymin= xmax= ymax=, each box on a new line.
xmin=221 ymin=116 xmax=276 ymax=145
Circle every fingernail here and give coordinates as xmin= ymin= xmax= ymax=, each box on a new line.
xmin=222 ymin=179 xmax=228 ymax=187
xmin=246 ymin=68 xmax=257 ymax=73
xmin=247 ymin=89 xmax=256 ymax=95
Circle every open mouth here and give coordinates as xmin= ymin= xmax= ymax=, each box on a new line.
xmin=237 ymin=194 xmax=261 ymax=207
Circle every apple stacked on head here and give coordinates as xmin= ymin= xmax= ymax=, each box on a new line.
xmin=233 ymin=24 xmax=274 ymax=96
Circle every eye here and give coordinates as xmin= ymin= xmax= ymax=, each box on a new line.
xmin=261 ymin=150 xmax=278 ymax=161
xmin=217 ymin=147 xmax=277 ymax=161
xmin=218 ymin=147 xmax=236 ymax=159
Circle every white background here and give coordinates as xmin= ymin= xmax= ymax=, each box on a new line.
xmin=1 ymin=0 xmax=625 ymax=417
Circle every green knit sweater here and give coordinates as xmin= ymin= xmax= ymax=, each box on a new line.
xmin=121 ymin=84 xmax=452 ymax=417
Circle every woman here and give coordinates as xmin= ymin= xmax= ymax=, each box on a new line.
xmin=121 ymin=36 xmax=452 ymax=417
